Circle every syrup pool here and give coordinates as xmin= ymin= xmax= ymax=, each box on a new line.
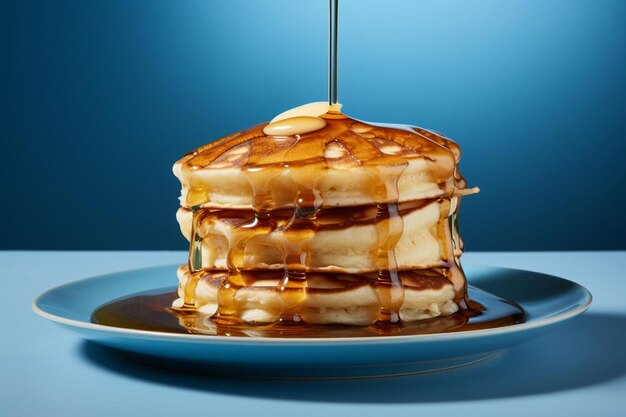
xmin=91 ymin=285 xmax=525 ymax=338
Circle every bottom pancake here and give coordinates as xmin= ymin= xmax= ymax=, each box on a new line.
xmin=173 ymin=265 xmax=458 ymax=326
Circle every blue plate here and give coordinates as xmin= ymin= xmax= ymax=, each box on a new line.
xmin=33 ymin=264 xmax=591 ymax=379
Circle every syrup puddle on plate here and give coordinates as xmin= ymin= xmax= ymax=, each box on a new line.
xmin=91 ymin=286 xmax=525 ymax=338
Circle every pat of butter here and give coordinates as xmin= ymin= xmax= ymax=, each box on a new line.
xmin=270 ymin=101 xmax=330 ymax=124
xmin=263 ymin=116 xmax=327 ymax=136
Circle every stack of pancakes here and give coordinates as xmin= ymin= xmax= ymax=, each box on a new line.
xmin=172 ymin=110 xmax=477 ymax=326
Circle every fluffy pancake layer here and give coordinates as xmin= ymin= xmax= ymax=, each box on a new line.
xmin=173 ymin=265 xmax=458 ymax=325
xmin=173 ymin=116 xmax=473 ymax=210
xmin=176 ymin=198 xmax=461 ymax=274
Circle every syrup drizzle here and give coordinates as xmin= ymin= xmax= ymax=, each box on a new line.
xmin=176 ymin=116 xmax=477 ymax=325
xmin=170 ymin=0 xmax=481 ymax=327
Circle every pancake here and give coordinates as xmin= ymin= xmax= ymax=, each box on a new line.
xmin=175 ymin=197 xmax=461 ymax=274
xmin=173 ymin=115 xmax=476 ymax=210
xmin=173 ymin=265 xmax=458 ymax=325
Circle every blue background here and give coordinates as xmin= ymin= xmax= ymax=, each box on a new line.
xmin=3 ymin=0 xmax=625 ymax=250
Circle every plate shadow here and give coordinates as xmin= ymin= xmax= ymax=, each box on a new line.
xmin=78 ymin=312 xmax=626 ymax=403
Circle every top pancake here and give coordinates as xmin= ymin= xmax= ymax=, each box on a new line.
xmin=173 ymin=113 xmax=469 ymax=209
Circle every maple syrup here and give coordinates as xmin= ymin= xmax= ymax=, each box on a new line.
xmin=92 ymin=285 xmax=525 ymax=338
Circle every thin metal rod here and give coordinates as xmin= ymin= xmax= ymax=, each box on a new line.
xmin=328 ymin=0 xmax=339 ymax=106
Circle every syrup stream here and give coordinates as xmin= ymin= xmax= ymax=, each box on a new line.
xmin=329 ymin=0 xmax=339 ymax=107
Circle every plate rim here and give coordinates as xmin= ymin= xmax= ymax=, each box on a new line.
xmin=32 ymin=263 xmax=592 ymax=345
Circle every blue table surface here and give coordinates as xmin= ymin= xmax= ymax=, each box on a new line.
xmin=1 ymin=251 xmax=624 ymax=416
